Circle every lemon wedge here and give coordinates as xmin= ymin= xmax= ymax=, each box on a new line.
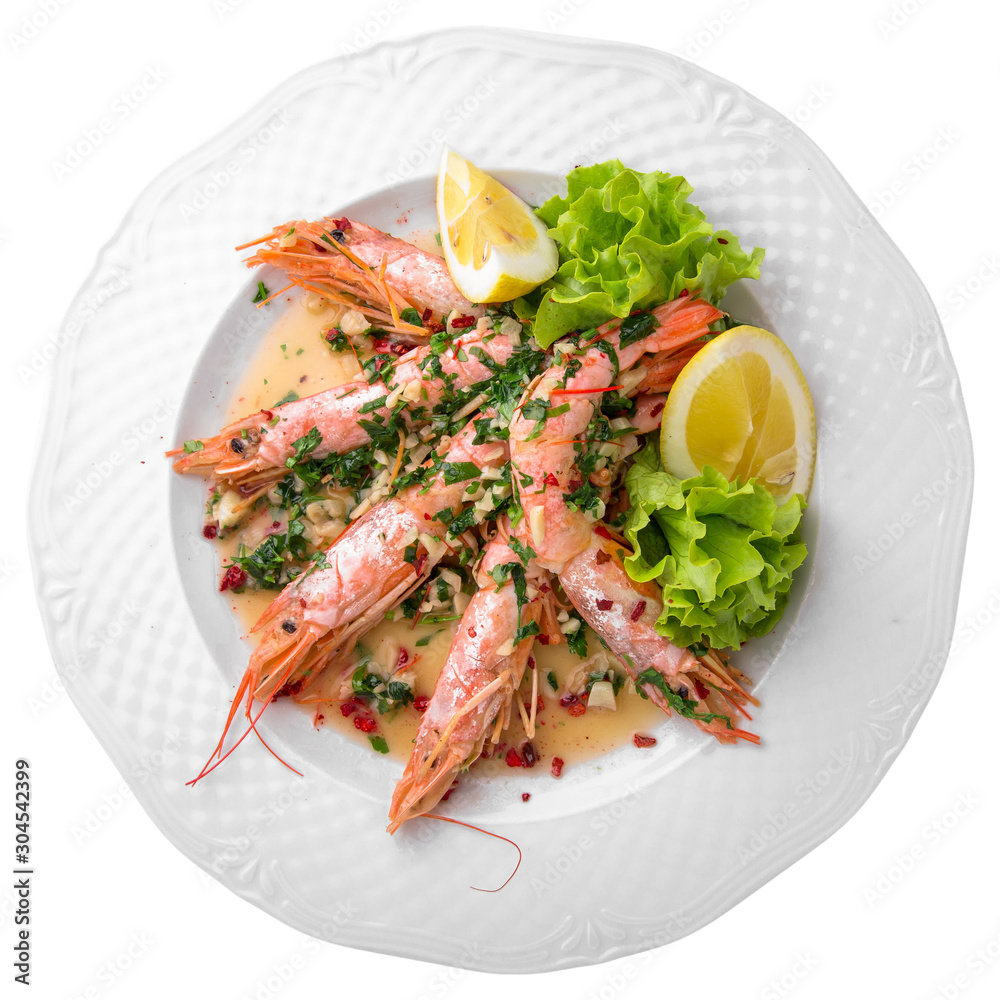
xmin=436 ymin=147 xmax=558 ymax=303
xmin=660 ymin=325 xmax=815 ymax=503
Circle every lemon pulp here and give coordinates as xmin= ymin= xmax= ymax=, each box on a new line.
xmin=660 ymin=325 xmax=815 ymax=503
xmin=436 ymin=147 xmax=558 ymax=303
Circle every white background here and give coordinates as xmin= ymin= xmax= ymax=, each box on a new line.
xmin=5 ymin=1 xmax=997 ymax=997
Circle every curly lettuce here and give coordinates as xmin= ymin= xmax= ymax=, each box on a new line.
xmin=623 ymin=442 xmax=807 ymax=650
xmin=518 ymin=160 xmax=764 ymax=346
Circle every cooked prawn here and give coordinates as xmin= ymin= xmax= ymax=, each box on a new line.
xmin=387 ymin=521 xmax=551 ymax=831
xmin=238 ymin=217 xmax=482 ymax=334
xmin=190 ymin=416 xmax=508 ymax=783
xmin=168 ymin=319 xmax=518 ymax=489
xmin=559 ymin=527 xmax=759 ymax=744
xmin=510 ymin=295 xmax=723 ymax=571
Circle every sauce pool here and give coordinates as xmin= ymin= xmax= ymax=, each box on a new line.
xmin=214 ymin=289 xmax=666 ymax=778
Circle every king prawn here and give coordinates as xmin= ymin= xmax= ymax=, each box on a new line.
xmin=171 ymin=207 xmax=763 ymax=832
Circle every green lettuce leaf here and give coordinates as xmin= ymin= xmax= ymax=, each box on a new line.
xmin=518 ymin=161 xmax=764 ymax=346
xmin=623 ymin=442 xmax=807 ymax=650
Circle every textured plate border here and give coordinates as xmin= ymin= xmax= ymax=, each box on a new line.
xmin=28 ymin=28 xmax=973 ymax=972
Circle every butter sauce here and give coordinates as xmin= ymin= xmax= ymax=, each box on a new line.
xmin=216 ymin=289 xmax=665 ymax=777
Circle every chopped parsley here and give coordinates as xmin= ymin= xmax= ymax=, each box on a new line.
xmin=617 ymin=311 xmax=656 ymax=350
xmin=635 ymin=668 xmax=732 ymax=728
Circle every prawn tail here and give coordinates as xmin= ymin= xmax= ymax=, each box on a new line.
xmin=637 ymin=341 xmax=707 ymax=394
xmin=650 ymin=295 xmax=725 ymax=345
xmin=559 ymin=526 xmax=760 ymax=747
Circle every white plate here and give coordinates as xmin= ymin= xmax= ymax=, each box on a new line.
xmin=29 ymin=29 xmax=972 ymax=972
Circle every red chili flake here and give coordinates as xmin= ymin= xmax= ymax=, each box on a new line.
xmin=550 ymin=757 xmax=564 ymax=778
xmin=261 ymin=409 xmax=274 ymax=421
xmin=451 ymin=314 xmax=476 ymax=329
xmin=372 ymin=336 xmax=409 ymax=356
xmin=332 ymin=216 xmax=351 ymax=230
xmin=425 ymin=321 xmax=445 ymax=333
xmin=316 ymin=714 xmax=325 ymax=722
xmin=202 ymin=524 xmax=218 ymax=539
xmin=423 ymin=512 xmax=431 ymax=520
xmin=629 ymin=308 xmax=642 ymax=316
xmin=594 ymin=525 xmax=615 ymax=541
xmin=559 ymin=693 xmax=579 ymax=708
xmin=440 ymin=778 xmax=459 ymax=802
xmin=521 ymin=742 xmax=538 ymax=768
xmin=633 ymin=733 xmax=657 ymax=748
xmin=422 ymin=307 xmax=432 ymax=323
xmin=595 ymin=550 xmax=611 ymax=565
xmin=396 ymin=648 xmax=409 ymax=667
xmin=219 ymin=565 xmax=246 ymax=592
xmin=505 ymin=749 xmax=524 ymax=768
xmin=528 ymin=656 xmax=536 ymax=670
xmin=543 ymin=472 xmax=560 ymax=487
xmin=521 ymin=793 xmax=531 ymax=802
xmin=272 ymin=520 xmax=281 ymax=529
xmin=537 ymin=634 xmax=550 ymax=645
xmin=275 ymin=677 xmax=304 ymax=699
xmin=339 ymin=701 xmax=359 ymax=717
xmin=467 ymin=626 xmax=477 ymax=638
xmin=717 ymin=237 xmax=729 ymax=244
xmin=413 ymin=695 xmax=430 ymax=713
xmin=596 ymin=599 xmax=613 ymax=611
xmin=568 ymin=702 xmax=586 ymax=717
xmin=678 ymin=289 xmax=689 ymax=298
xmin=568 ymin=479 xmax=582 ymax=492
xmin=631 ymin=601 xmax=647 ymax=622
xmin=694 ymin=679 xmax=710 ymax=701
xmin=353 ymin=715 xmax=377 ymax=734
xmin=650 ymin=402 xmax=664 ymax=418
xmin=536 ymin=695 xmax=546 ymax=713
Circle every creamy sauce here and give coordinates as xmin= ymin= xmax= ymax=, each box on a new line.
xmin=216 ymin=290 xmax=665 ymax=777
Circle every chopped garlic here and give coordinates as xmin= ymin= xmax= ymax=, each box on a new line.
xmin=339 ymin=309 xmax=369 ymax=336
xmin=587 ymin=680 xmax=617 ymax=711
